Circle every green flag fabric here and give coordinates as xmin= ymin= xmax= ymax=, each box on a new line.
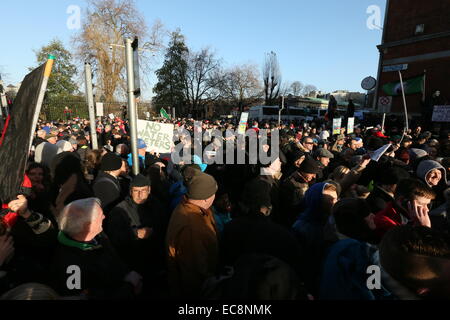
xmin=382 ymin=75 xmax=424 ymax=96
xmin=160 ymin=108 xmax=171 ymax=120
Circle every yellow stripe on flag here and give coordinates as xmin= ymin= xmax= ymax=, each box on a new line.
xmin=44 ymin=59 xmax=54 ymax=78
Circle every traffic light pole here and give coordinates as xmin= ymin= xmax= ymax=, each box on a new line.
xmin=84 ymin=63 xmax=99 ymax=150
xmin=125 ymin=38 xmax=140 ymax=176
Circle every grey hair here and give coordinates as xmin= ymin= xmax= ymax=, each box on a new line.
xmin=58 ymin=198 xmax=102 ymax=238
xmin=37 ymin=130 xmax=47 ymax=138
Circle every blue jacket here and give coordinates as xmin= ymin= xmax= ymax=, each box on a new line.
xmin=127 ymin=153 xmax=145 ymax=170
xmin=319 ymin=238 xmax=381 ymax=300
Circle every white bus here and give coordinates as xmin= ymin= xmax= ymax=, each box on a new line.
xmin=249 ymin=106 xmax=309 ymax=122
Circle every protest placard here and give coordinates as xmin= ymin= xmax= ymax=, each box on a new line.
xmin=347 ymin=117 xmax=355 ymax=134
xmin=432 ymin=106 xmax=450 ymax=122
xmin=238 ymin=112 xmax=249 ymax=135
xmin=109 ymin=113 xmax=115 ymax=120
xmin=137 ymin=120 xmax=174 ymax=154
xmin=96 ymin=103 xmax=104 ymax=117
xmin=332 ymin=118 xmax=342 ymax=135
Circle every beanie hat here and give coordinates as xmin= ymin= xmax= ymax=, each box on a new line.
xmin=131 ymin=174 xmax=151 ymax=188
xmin=299 ymin=158 xmax=321 ymax=175
xmin=101 ymin=152 xmax=123 ymax=171
xmin=186 ymin=172 xmax=218 ymax=200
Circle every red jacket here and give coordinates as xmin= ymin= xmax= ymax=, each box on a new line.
xmin=374 ymin=202 xmax=408 ymax=241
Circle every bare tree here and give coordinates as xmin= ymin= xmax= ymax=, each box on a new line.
xmin=72 ymin=0 xmax=165 ymax=102
xmin=219 ymin=64 xmax=262 ymax=112
xmin=302 ymin=84 xmax=318 ymax=96
xmin=184 ymin=48 xmax=223 ymax=117
xmin=263 ymin=51 xmax=282 ymax=105
xmin=290 ymin=81 xmax=304 ymax=96
xmin=279 ymin=81 xmax=291 ymax=97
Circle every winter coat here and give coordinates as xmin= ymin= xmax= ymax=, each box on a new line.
xmin=366 ymin=186 xmax=394 ymax=213
xmin=319 ymin=238 xmax=385 ymax=300
xmin=279 ymin=171 xmax=310 ymax=227
xmin=106 ymin=196 xmax=168 ymax=275
xmin=220 ymin=213 xmax=303 ymax=278
xmin=51 ymin=232 xmax=135 ymax=299
xmin=166 ymin=198 xmax=219 ymax=299
xmin=374 ymin=202 xmax=408 ymax=242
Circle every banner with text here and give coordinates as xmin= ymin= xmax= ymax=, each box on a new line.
xmin=137 ymin=120 xmax=174 ymax=154
xmin=432 ymin=105 xmax=450 ymax=122
xmin=96 ymin=103 xmax=104 ymax=117
xmin=333 ymin=118 xmax=342 ymax=135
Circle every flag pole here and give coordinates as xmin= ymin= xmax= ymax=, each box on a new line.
xmin=422 ymin=69 xmax=427 ymax=102
xmin=398 ymin=70 xmax=409 ymax=133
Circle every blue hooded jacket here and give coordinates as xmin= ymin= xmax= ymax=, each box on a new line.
xmin=319 ymin=238 xmax=381 ymax=300
xmin=292 ymin=182 xmax=329 ymax=243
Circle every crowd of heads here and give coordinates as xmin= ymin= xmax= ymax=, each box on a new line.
xmin=0 ymin=110 xmax=450 ymax=300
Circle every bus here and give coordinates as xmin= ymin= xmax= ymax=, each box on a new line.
xmin=248 ymin=106 xmax=309 ymax=122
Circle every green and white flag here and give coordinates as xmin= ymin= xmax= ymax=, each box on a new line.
xmin=160 ymin=108 xmax=171 ymax=120
xmin=382 ymin=75 xmax=424 ymax=96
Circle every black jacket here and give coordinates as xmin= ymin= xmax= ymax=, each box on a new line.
xmin=50 ymin=232 xmax=135 ymax=299
xmin=220 ymin=213 xmax=303 ymax=279
xmin=106 ymin=196 xmax=168 ymax=274
xmin=366 ymin=186 xmax=394 ymax=213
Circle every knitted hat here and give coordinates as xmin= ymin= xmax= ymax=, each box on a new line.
xmin=131 ymin=174 xmax=151 ymax=188
xmin=299 ymin=158 xmax=321 ymax=175
xmin=101 ymin=152 xmax=123 ymax=171
xmin=186 ymin=172 xmax=218 ymax=200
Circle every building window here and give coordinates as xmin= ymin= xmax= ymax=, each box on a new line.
xmin=415 ymin=24 xmax=425 ymax=35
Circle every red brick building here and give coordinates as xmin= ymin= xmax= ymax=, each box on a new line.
xmin=374 ymin=0 xmax=450 ymax=115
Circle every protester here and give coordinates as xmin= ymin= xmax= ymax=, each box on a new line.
xmin=165 ymin=171 xmax=218 ymax=298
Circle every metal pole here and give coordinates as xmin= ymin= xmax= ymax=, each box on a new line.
xmin=381 ymin=113 xmax=386 ymax=133
xmin=84 ymin=63 xmax=99 ymax=150
xmin=125 ymin=38 xmax=140 ymax=176
xmin=398 ymin=71 xmax=409 ymax=132
xmin=278 ymin=96 xmax=285 ymax=126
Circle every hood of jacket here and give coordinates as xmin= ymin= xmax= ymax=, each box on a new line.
xmin=416 ymin=160 xmax=447 ymax=187
xmin=294 ymin=182 xmax=328 ymax=226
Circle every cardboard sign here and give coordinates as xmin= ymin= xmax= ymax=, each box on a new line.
xmin=96 ymin=103 xmax=104 ymax=117
xmin=347 ymin=117 xmax=355 ymax=134
xmin=332 ymin=118 xmax=342 ymax=135
xmin=108 ymin=113 xmax=115 ymax=120
xmin=432 ymin=105 xmax=450 ymax=122
xmin=137 ymin=120 xmax=174 ymax=154
xmin=238 ymin=112 xmax=249 ymax=135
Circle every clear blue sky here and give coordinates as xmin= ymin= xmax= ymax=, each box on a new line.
xmin=0 ymin=0 xmax=386 ymax=99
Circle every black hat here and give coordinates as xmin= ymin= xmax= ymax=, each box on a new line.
xmin=299 ymin=158 xmax=321 ymax=175
xmin=131 ymin=174 xmax=151 ymax=188
xmin=101 ymin=152 xmax=123 ymax=171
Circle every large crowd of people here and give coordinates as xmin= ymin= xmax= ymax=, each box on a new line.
xmin=0 ymin=111 xmax=450 ymax=300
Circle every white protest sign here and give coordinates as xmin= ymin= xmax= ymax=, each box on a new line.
xmin=332 ymin=118 xmax=342 ymax=135
xmin=432 ymin=105 xmax=450 ymax=122
xmin=108 ymin=113 xmax=115 ymax=120
xmin=347 ymin=117 xmax=355 ymax=134
xmin=96 ymin=103 xmax=104 ymax=117
xmin=238 ymin=112 xmax=249 ymax=135
xmin=137 ymin=120 xmax=174 ymax=154
xmin=370 ymin=144 xmax=391 ymax=162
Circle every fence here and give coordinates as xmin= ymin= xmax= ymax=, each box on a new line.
xmin=40 ymin=99 xmax=155 ymax=121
